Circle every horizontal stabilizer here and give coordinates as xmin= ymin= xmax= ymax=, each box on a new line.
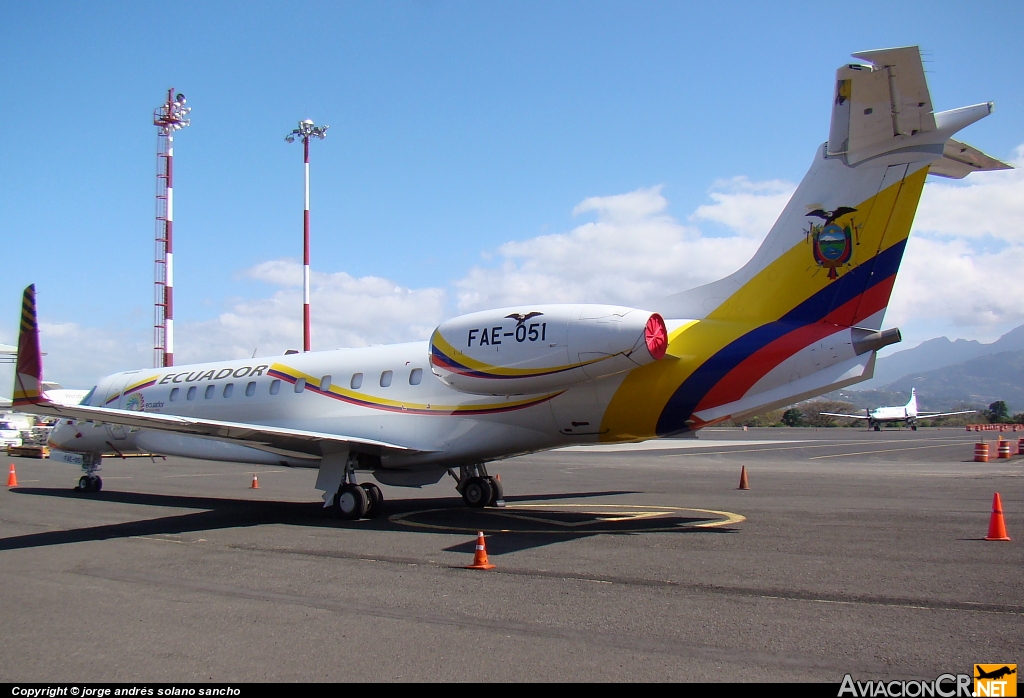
xmin=929 ymin=139 xmax=1013 ymax=179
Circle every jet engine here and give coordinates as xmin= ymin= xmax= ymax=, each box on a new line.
xmin=429 ymin=304 xmax=668 ymax=396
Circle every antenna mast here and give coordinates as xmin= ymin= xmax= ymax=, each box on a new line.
xmin=153 ymin=89 xmax=190 ymax=368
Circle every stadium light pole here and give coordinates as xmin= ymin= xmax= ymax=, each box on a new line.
xmin=153 ymin=89 xmax=190 ymax=368
xmin=285 ymin=119 xmax=328 ymax=352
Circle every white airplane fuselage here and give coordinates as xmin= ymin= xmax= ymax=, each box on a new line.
xmin=49 ymin=339 xmax=625 ymax=482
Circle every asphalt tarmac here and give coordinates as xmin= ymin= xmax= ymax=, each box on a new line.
xmin=1 ymin=427 xmax=1021 ymax=682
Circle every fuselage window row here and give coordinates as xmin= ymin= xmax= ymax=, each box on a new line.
xmin=165 ymin=368 xmax=422 ymax=403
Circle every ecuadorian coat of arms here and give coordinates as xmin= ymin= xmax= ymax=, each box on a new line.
xmin=805 ymin=206 xmax=858 ymax=279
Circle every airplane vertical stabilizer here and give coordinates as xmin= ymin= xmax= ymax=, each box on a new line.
xmin=605 ymin=47 xmax=1009 ymax=437
xmin=12 ymin=285 xmax=44 ymax=407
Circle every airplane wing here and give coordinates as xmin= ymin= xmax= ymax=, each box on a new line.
xmin=917 ymin=410 xmax=976 ymax=418
xmin=820 ymin=412 xmax=870 ymax=420
xmin=11 ymin=285 xmax=423 ymax=461
xmin=16 ymin=400 xmax=424 ymax=460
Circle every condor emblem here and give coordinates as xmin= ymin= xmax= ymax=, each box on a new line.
xmin=806 ymin=207 xmax=858 ymax=279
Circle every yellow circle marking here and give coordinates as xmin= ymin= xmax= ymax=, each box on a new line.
xmin=389 ymin=502 xmax=745 ymax=534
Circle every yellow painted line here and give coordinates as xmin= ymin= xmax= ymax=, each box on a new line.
xmin=389 ymin=503 xmax=745 ymax=534
xmin=808 ymin=442 xmax=972 ymax=460
xmin=132 ymin=536 xmax=187 ymax=544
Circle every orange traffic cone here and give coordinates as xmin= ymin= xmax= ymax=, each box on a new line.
xmin=465 ymin=531 xmax=496 ymax=570
xmin=737 ymin=466 xmax=749 ymax=490
xmin=984 ymin=492 xmax=1011 ymax=541
xmin=7 ymin=463 xmax=17 ymax=487
xmin=250 ymin=474 xmax=260 ymax=489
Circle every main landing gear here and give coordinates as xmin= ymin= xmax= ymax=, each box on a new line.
xmin=333 ymin=481 xmax=384 ymax=521
xmin=331 ymin=454 xmax=385 ymax=521
xmin=449 ymin=464 xmax=505 ymax=509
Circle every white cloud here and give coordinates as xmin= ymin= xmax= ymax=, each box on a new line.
xmin=174 ymin=262 xmax=447 ymax=365
xmin=884 ymin=145 xmax=1024 ymax=344
xmin=690 ymin=176 xmax=796 ymax=237
xmin=17 ymin=152 xmax=1024 ymax=391
xmin=455 ymin=185 xmax=765 ymax=312
xmin=35 ymin=321 xmax=150 ymax=392
xmin=887 ymin=236 xmax=1024 ymax=328
xmin=912 ymin=146 xmax=1024 ymax=241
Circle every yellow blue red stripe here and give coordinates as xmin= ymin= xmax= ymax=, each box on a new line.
xmin=105 ymin=376 xmax=159 ymax=405
xmin=268 ymin=363 xmax=561 ymax=416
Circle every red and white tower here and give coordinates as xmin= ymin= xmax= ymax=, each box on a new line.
xmin=153 ymin=89 xmax=191 ymax=368
xmin=285 ymin=119 xmax=328 ymax=352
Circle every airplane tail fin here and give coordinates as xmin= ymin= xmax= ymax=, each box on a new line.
xmin=908 ymin=387 xmax=917 ymax=411
xmin=637 ymin=47 xmax=1010 ymax=434
xmin=657 ymin=46 xmax=1008 ymax=331
xmin=12 ymin=285 xmax=44 ymax=407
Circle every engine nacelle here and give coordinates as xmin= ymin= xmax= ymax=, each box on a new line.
xmin=429 ymin=304 xmax=667 ymax=396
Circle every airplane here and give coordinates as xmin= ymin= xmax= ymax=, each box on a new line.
xmin=975 ymin=666 xmax=1016 ymax=681
xmin=10 ymin=46 xmax=1010 ymax=519
xmin=820 ymin=388 xmax=976 ymax=431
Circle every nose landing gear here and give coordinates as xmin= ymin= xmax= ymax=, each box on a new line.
xmin=77 ymin=475 xmax=102 ymax=492
xmin=450 ymin=464 xmax=505 ymax=508
xmin=73 ymin=453 xmax=103 ymax=493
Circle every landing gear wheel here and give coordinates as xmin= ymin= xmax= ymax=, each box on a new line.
xmin=76 ymin=475 xmax=102 ymax=492
xmin=873 ymin=425 xmax=881 ymax=431
xmin=361 ymin=483 xmax=384 ymax=518
xmin=911 ymin=425 xmax=917 ymax=431
xmin=486 ymin=477 xmax=504 ymax=506
xmin=462 ymin=476 xmax=492 ymax=509
xmin=334 ymin=483 xmax=369 ymax=520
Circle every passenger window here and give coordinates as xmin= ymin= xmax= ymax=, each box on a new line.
xmin=187 ymin=386 xmax=197 ymax=400
xmin=409 ymin=368 xmax=423 ymax=385
xmin=380 ymin=370 xmax=393 ymax=387
xmin=320 ymin=375 xmax=332 ymax=391
xmin=295 ymin=377 xmax=306 ymax=393
xmin=350 ymin=373 xmax=363 ymax=390
xmin=270 ymin=379 xmax=281 ymax=395
xmin=245 ymin=382 xmax=256 ymax=397
xmin=223 ymin=383 xmax=234 ymax=398
xmin=205 ymin=385 xmax=215 ymax=399
xmin=169 ymin=387 xmax=179 ymax=402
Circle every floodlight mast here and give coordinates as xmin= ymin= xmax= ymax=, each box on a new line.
xmin=153 ymin=88 xmax=191 ymax=368
xmin=285 ymin=119 xmax=328 ymax=352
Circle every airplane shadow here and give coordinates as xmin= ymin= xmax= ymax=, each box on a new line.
xmin=2 ymin=486 xmax=738 ymax=555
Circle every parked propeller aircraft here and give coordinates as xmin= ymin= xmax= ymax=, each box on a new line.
xmin=821 ymin=388 xmax=975 ymax=430
xmin=12 ymin=47 xmax=1009 ymax=519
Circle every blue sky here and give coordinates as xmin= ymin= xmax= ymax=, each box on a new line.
xmin=2 ymin=2 xmax=1023 ymax=391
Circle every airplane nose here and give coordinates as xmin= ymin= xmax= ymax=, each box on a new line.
xmin=48 ymin=420 xmax=80 ymax=449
